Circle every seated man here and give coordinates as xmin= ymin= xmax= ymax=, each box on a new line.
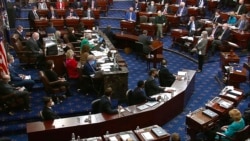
xmin=7 ymin=54 xmax=35 ymax=92
xmin=145 ymin=68 xmax=165 ymax=96
xmin=44 ymin=60 xmax=72 ymax=97
xmin=154 ymin=10 xmax=167 ymax=39
xmin=125 ymin=7 xmax=136 ymax=22
xmin=0 ymin=74 xmax=31 ymax=112
xmin=65 ymin=7 xmax=78 ymax=19
xmin=211 ymin=23 xmax=230 ymax=55
xmin=186 ymin=16 xmax=202 ymax=37
xmin=42 ymin=97 xmax=60 ymax=120
xmin=158 ymin=59 xmax=176 ymax=87
xmin=147 ymin=1 xmax=157 ymax=13
xmin=234 ymin=14 xmax=249 ymax=31
xmin=138 ymin=30 xmax=152 ymax=55
xmin=234 ymin=0 xmax=247 ymax=15
xmin=83 ymin=7 xmax=94 ymax=19
xmin=176 ymin=2 xmax=188 ymax=23
xmin=132 ymin=80 xmax=159 ymax=105
xmin=98 ymin=87 xmax=121 ymax=114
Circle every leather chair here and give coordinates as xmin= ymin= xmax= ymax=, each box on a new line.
xmin=0 ymin=93 xmax=25 ymax=113
xmin=39 ymin=71 xmax=67 ymax=101
xmin=10 ymin=34 xmax=37 ymax=67
xmin=215 ymin=125 xmax=250 ymax=141
xmin=133 ymin=41 xmax=145 ymax=60
xmin=126 ymin=89 xmax=133 ymax=106
xmin=91 ymin=99 xmax=101 ymax=114
xmin=96 ymin=0 xmax=108 ymax=16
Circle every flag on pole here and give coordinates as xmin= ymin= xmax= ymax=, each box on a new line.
xmin=0 ymin=32 xmax=8 ymax=75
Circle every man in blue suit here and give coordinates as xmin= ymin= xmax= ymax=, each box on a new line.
xmin=176 ymin=2 xmax=188 ymax=23
xmin=65 ymin=7 xmax=78 ymax=19
xmin=125 ymin=7 xmax=136 ymax=22
xmin=7 ymin=55 xmax=35 ymax=92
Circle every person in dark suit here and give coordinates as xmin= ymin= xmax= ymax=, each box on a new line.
xmin=234 ymin=14 xmax=249 ymax=31
xmin=158 ymin=59 xmax=176 ymax=87
xmin=65 ymin=7 xmax=78 ymax=19
xmin=196 ymin=0 xmax=207 ymax=16
xmin=98 ymin=87 xmax=119 ymax=114
xmin=25 ymin=32 xmax=45 ymax=68
xmin=72 ymin=0 xmax=83 ymax=9
xmin=42 ymin=97 xmax=60 ymax=120
xmin=14 ymin=25 xmax=25 ymax=41
xmin=138 ymin=30 xmax=152 ymax=55
xmin=134 ymin=0 xmax=141 ymax=11
xmin=186 ymin=16 xmax=202 ymax=36
xmin=125 ymin=7 xmax=136 ymax=22
xmin=45 ymin=22 xmax=57 ymax=35
xmin=44 ymin=60 xmax=72 ymax=97
xmin=157 ymin=0 xmax=171 ymax=5
xmin=103 ymin=25 xmax=115 ymax=45
xmin=211 ymin=23 xmax=231 ymax=55
xmin=234 ymin=0 xmax=247 ymax=15
xmin=67 ymin=27 xmax=78 ymax=42
xmin=83 ymin=7 xmax=94 ymax=18
xmin=0 ymin=74 xmax=31 ymax=112
xmin=28 ymin=6 xmax=39 ymax=31
xmin=176 ymin=2 xmax=188 ymax=23
xmin=210 ymin=10 xmax=223 ymax=24
xmin=145 ymin=68 xmax=165 ymax=97
xmin=207 ymin=22 xmax=222 ymax=40
xmin=147 ymin=1 xmax=157 ymax=13
xmin=7 ymin=54 xmax=35 ymax=92
xmin=192 ymin=31 xmax=208 ymax=72
xmin=162 ymin=3 xmax=172 ymax=15
xmin=132 ymin=80 xmax=158 ymax=105
xmin=47 ymin=5 xmax=58 ymax=19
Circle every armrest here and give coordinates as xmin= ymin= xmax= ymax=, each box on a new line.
xmin=49 ymin=80 xmax=64 ymax=86
xmin=0 ymin=94 xmax=16 ymax=100
xmin=215 ymin=132 xmax=233 ymax=141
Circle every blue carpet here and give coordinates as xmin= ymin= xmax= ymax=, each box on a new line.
xmin=2 ymin=1 xmax=250 ymax=141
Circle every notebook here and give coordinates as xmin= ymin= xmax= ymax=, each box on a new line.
xmin=151 ymin=127 xmax=168 ymax=137
xmin=137 ymin=104 xmax=149 ymax=111
xmin=141 ymin=132 xmax=154 ymax=140
xmin=202 ymin=109 xmax=218 ymax=118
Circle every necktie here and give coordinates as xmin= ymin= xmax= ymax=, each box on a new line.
xmin=199 ymin=0 xmax=203 ymax=7
xmin=92 ymin=1 xmax=94 ymax=9
xmin=211 ymin=28 xmax=216 ymax=37
xmin=220 ymin=30 xmax=226 ymax=39
xmin=180 ymin=8 xmax=183 ymax=16
xmin=88 ymin=11 xmax=90 ymax=18
xmin=34 ymin=11 xmax=39 ymax=19
xmin=238 ymin=20 xmax=244 ymax=30
xmin=130 ymin=13 xmax=132 ymax=20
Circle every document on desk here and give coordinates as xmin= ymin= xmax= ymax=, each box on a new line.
xmin=219 ymin=100 xmax=233 ymax=109
xmin=224 ymin=93 xmax=237 ymax=99
xmin=141 ymin=132 xmax=154 ymax=140
xmin=120 ymin=134 xmax=131 ymax=141
xmin=137 ymin=104 xmax=149 ymax=111
xmin=228 ymin=90 xmax=242 ymax=96
xmin=91 ymin=50 xmax=107 ymax=57
xmin=108 ymin=136 xmax=118 ymax=141
xmin=145 ymin=101 xmax=159 ymax=107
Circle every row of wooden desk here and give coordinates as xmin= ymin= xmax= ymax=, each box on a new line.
xmin=186 ymin=86 xmax=244 ymax=141
xmin=26 ymin=70 xmax=196 ymax=141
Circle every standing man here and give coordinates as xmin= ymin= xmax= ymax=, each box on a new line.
xmin=138 ymin=30 xmax=152 ymax=55
xmin=42 ymin=97 xmax=60 ymax=120
xmin=158 ymin=59 xmax=176 ymax=87
xmin=145 ymin=68 xmax=165 ymax=96
xmin=125 ymin=7 xmax=136 ymax=22
xmin=28 ymin=6 xmax=39 ymax=31
xmin=155 ymin=10 xmax=167 ymax=39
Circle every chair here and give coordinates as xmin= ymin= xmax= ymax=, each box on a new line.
xmin=10 ymin=34 xmax=37 ymax=67
xmin=146 ymin=54 xmax=164 ymax=70
xmin=39 ymin=71 xmax=67 ymax=99
xmin=0 ymin=93 xmax=25 ymax=113
xmin=215 ymin=125 xmax=250 ymax=141
xmin=148 ymin=17 xmax=155 ymax=23
xmin=91 ymin=99 xmax=101 ymax=114
xmin=133 ymin=41 xmax=145 ymax=60
xmin=126 ymin=89 xmax=133 ymax=106
xmin=39 ymin=110 xmax=44 ymax=120
xmin=96 ymin=0 xmax=108 ymax=16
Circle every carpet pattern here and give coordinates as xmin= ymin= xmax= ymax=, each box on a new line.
xmin=1 ymin=1 xmax=250 ymax=141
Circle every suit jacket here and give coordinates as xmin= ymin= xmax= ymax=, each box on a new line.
xmin=0 ymin=80 xmax=16 ymax=96
xmin=132 ymin=87 xmax=156 ymax=105
xmin=157 ymin=0 xmax=171 ymax=5
xmin=134 ymin=2 xmax=141 ymax=11
xmin=176 ymin=6 xmax=188 ymax=17
xmin=47 ymin=10 xmax=58 ymax=19
xmin=234 ymin=4 xmax=247 ymax=15
xmin=138 ymin=34 xmax=152 ymax=54
xmin=83 ymin=62 xmax=96 ymax=76
xmin=196 ymin=0 xmax=207 ymax=7
xmin=25 ymin=38 xmax=41 ymax=54
xmin=210 ymin=15 xmax=223 ymax=24
xmin=234 ymin=19 xmax=249 ymax=31
xmin=158 ymin=65 xmax=175 ymax=87
xmin=145 ymin=76 xmax=164 ymax=96
xmin=220 ymin=28 xmax=230 ymax=41
xmin=209 ymin=26 xmax=222 ymax=39
xmin=14 ymin=30 xmax=25 ymax=41
xmin=162 ymin=6 xmax=172 ymax=14
xmin=195 ymin=38 xmax=208 ymax=55
xmin=83 ymin=10 xmax=94 ymax=18
xmin=65 ymin=10 xmax=78 ymax=18
xmin=45 ymin=26 xmax=57 ymax=34
xmin=98 ymin=95 xmax=118 ymax=114
xmin=9 ymin=65 xmax=22 ymax=81
xmin=72 ymin=1 xmax=83 ymax=9
xmin=56 ymin=2 xmax=65 ymax=9
xmin=187 ymin=20 xmax=202 ymax=36
xmin=42 ymin=106 xmax=60 ymax=120
xmin=147 ymin=5 xmax=157 ymax=13
xmin=28 ymin=10 xmax=38 ymax=22
xmin=125 ymin=11 xmax=136 ymax=21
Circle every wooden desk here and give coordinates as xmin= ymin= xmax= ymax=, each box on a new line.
xmin=65 ymin=18 xmax=80 ymax=30
xmin=103 ymin=130 xmax=139 ymax=141
xmin=140 ymin=23 xmax=156 ymax=37
xmin=220 ymin=52 xmax=240 ymax=72
xmin=37 ymin=9 xmax=49 ymax=18
xmin=231 ymin=30 xmax=250 ymax=49
xmin=186 ymin=108 xmax=219 ymax=141
xmin=207 ymin=0 xmax=218 ymax=12
xmin=80 ymin=18 xmax=95 ymax=29
xmin=27 ymin=70 xmax=196 ymax=141
xmin=34 ymin=19 xmax=49 ymax=31
xmin=169 ymin=4 xmax=179 ymax=14
xmin=228 ymin=68 xmax=247 ymax=88
xmin=134 ymin=125 xmax=170 ymax=141
xmin=45 ymin=52 xmax=66 ymax=76
xmin=171 ymin=29 xmax=188 ymax=47
xmin=205 ymin=96 xmax=234 ymax=117
xmin=166 ymin=14 xmax=180 ymax=27
xmin=50 ymin=19 xmax=65 ymax=30
xmin=55 ymin=9 xmax=66 ymax=18
xmin=120 ymin=20 xmax=136 ymax=35
xmin=218 ymin=88 xmax=243 ymax=106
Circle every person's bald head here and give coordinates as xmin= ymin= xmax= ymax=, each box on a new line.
xmin=87 ymin=55 xmax=96 ymax=61
xmin=32 ymin=32 xmax=40 ymax=41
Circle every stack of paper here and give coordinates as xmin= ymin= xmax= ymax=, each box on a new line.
xmin=120 ymin=134 xmax=131 ymax=141
xmin=137 ymin=104 xmax=149 ymax=110
xmin=141 ymin=132 xmax=154 ymax=140
xmin=108 ymin=136 xmax=118 ymax=141
xmin=145 ymin=101 xmax=159 ymax=107
xmin=219 ymin=100 xmax=232 ymax=109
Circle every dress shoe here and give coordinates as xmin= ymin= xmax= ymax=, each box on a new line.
xmin=8 ymin=111 xmax=14 ymax=116
xmin=196 ymin=69 xmax=202 ymax=73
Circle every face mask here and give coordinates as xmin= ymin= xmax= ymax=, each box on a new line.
xmin=89 ymin=60 xmax=95 ymax=65
xmin=51 ymin=101 xmax=55 ymax=106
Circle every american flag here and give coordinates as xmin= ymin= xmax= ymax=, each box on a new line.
xmin=0 ymin=33 xmax=8 ymax=75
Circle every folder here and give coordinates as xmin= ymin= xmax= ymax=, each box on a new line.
xmin=202 ymin=109 xmax=218 ymax=118
xmin=151 ymin=127 xmax=168 ymax=137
